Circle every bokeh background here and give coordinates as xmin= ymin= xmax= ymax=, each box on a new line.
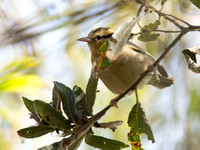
xmin=0 ymin=0 xmax=200 ymax=150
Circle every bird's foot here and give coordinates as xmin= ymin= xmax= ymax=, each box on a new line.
xmin=148 ymin=64 xmax=156 ymax=73
xmin=110 ymin=97 xmax=119 ymax=108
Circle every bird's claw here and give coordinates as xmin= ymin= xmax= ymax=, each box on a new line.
xmin=148 ymin=64 xmax=156 ymax=73
xmin=110 ymin=99 xmax=118 ymax=108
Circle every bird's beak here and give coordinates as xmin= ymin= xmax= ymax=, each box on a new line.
xmin=77 ymin=37 xmax=92 ymax=43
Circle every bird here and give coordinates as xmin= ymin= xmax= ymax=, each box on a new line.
xmin=77 ymin=27 xmax=174 ymax=94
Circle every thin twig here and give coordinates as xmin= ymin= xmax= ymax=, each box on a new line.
xmin=153 ymin=31 xmax=186 ymax=67
xmin=164 ymin=13 xmax=192 ymax=27
xmin=153 ymin=29 xmax=182 ymax=33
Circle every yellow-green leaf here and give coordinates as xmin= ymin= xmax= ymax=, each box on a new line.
xmin=0 ymin=73 xmax=42 ymax=93
xmin=2 ymin=57 xmax=38 ymax=72
xmin=138 ymin=20 xmax=160 ymax=42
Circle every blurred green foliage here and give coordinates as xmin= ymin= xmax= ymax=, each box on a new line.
xmin=0 ymin=57 xmax=42 ymax=93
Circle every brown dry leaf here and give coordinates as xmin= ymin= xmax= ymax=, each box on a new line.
xmin=182 ymin=47 xmax=200 ymax=73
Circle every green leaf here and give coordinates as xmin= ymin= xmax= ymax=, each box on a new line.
xmin=85 ymin=73 xmax=99 ymax=115
xmin=73 ymin=85 xmax=89 ymax=125
xmin=22 ymin=97 xmax=45 ymax=124
xmin=138 ymin=20 xmax=160 ymax=42
xmin=38 ymin=141 xmax=65 ymax=150
xmin=52 ymin=86 xmax=58 ymax=109
xmin=54 ymin=81 xmax=76 ymax=122
xmin=34 ymin=100 xmax=73 ymax=130
xmin=190 ymin=0 xmax=200 ymax=9
xmin=85 ymin=134 xmax=129 ymax=150
xmin=128 ymin=103 xmax=155 ymax=150
xmin=39 ymin=135 xmax=85 ymax=150
xmin=17 ymin=126 xmax=55 ymax=138
xmin=22 ymin=97 xmax=34 ymax=113
xmin=138 ymin=33 xmax=160 ymax=42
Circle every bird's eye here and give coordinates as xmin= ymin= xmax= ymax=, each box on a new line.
xmin=96 ymin=35 xmax=102 ymax=40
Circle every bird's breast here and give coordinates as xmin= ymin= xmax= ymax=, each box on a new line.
xmin=98 ymin=46 xmax=153 ymax=94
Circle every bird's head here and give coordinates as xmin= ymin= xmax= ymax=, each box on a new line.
xmin=77 ymin=27 xmax=114 ymax=54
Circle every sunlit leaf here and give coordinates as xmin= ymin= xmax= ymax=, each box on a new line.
xmin=190 ymin=0 xmax=200 ymax=9
xmin=17 ymin=126 xmax=55 ymax=138
xmin=22 ymin=97 xmax=35 ymax=113
xmin=73 ymin=85 xmax=88 ymax=125
xmin=0 ymin=73 xmax=42 ymax=93
xmin=54 ymin=81 xmax=76 ymax=122
xmin=85 ymin=134 xmax=129 ymax=150
xmin=73 ymin=85 xmax=86 ymax=110
xmin=2 ymin=57 xmax=38 ymax=72
xmin=182 ymin=47 xmax=200 ymax=73
xmin=85 ymin=73 xmax=99 ymax=115
xmin=34 ymin=100 xmax=73 ymax=130
xmin=138 ymin=20 xmax=160 ymax=42
xmin=128 ymin=103 xmax=155 ymax=150
xmin=38 ymin=141 xmax=65 ymax=150
xmin=107 ymin=17 xmax=140 ymax=61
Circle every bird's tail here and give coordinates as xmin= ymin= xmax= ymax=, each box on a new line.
xmin=150 ymin=75 xmax=174 ymax=89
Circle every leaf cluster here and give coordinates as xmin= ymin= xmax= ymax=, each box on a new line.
xmin=17 ymin=81 xmax=127 ymax=150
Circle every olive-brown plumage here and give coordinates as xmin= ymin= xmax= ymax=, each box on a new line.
xmin=78 ymin=27 xmax=174 ymax=94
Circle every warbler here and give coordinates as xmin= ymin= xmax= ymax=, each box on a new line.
xmin=78 ymin=27 xmax=174 ymax=94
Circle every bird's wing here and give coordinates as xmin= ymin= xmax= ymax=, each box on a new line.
xmin=127 ymin=41 xmax=169 ymax=77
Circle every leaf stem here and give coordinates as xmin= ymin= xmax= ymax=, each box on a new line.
xmin=135 ymin=88 xmax=139 ymax=104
